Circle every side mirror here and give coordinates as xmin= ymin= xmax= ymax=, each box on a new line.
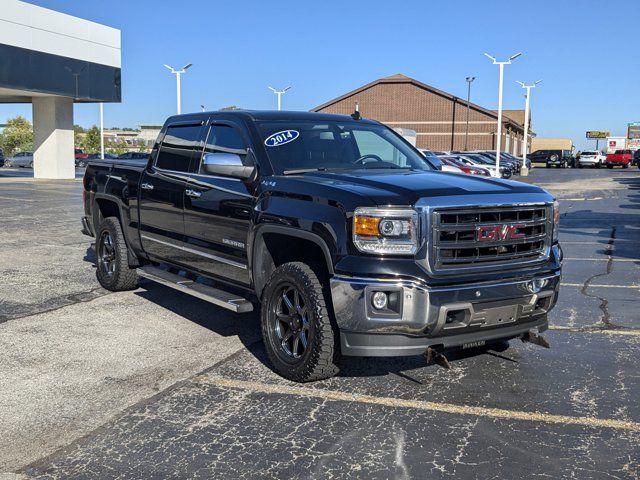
xmin=430 ymin=157 xmax=443 ymax=171
xmin=201 ymin=152 xmax=255 ymax=179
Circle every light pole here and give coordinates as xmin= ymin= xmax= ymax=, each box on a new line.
xmin=99 ymin=102 xmax=104 ymax=159
xmin=484 ymin=52 xmax=522 ymax=177
xmin=464 ymin=76 xmax=475 ymax=151
xmin=268 ymin=86 xmax=291 ymax=111
xmin=516 ymin=79 xmax=542 ymax=177
xmin=163 ymin=63 xmax=193 ymax=114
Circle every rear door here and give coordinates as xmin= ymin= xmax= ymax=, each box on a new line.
xmin=138 ymin=121 xmax=204 ymax=265
xmin=182 ymin=121 xmax=254 ymax=285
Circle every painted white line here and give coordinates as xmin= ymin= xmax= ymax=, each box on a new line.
xmin=561 ymin=283 xmax=640 ymax=290
xmin=549 ymin=326 xmax=640 ymax=337
xmin=197 ymin=376 xmax=640 ymax=432
xmin=564 ymin=257 xmax=640 ymax=263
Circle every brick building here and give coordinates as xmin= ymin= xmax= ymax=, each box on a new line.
xmin=311 ymin=74 xmax=527 ymax=153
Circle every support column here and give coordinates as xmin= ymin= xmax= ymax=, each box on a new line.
xmin=32 ymin=96 xmax=75 ymax=179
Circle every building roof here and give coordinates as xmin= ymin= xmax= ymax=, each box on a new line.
xmin=494 ymin=110 xmax=527 ymax=128
xmin=311 ymin=74 xmax=525 ymax=131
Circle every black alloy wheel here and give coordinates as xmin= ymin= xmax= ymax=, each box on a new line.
xmin=98 ymin=230 xmax=117 ymax=279
xmin=261 ymin=262 xmax=340 ymax=382
xmin=271 ymin=283 xmax=311 ymax=360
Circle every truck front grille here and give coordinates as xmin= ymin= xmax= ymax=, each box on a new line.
xmin=431 ymin=205 xmax=552 ymax=271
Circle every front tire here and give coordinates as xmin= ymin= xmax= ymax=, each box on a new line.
xmin=261 ymin=262 xmax=340 ymax=382
xmin=95 ymin=217 xmax=139 ymax=291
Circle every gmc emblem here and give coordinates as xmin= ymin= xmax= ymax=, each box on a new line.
xmin=477 ymin=224 xmax=525 ymax=242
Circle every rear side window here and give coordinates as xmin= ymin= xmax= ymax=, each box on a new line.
xmin=156 ymin=124 xmax=202 ymax=172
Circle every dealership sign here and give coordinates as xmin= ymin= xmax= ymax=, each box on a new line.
xmin=627 ymin=122 xmax=640 ymax=140
xmin=586 ymin=131 xmax=609 ymax=139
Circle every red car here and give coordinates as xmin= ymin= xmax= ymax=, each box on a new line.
xmin=440 ymin=156 xmax=491 ymax=176
xmin=75 ymin=148 xmax=89 ymax=160
xmin=605 ymin=149 xmax=632 ymax=169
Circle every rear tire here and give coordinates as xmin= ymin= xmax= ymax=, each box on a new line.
xmin=623 ymin=163 xmax=629 ymax=169
xmin=261 ymin=262 xmax=340 ymax=382
xmin=95 ymin=217 xmax=139 ymax=291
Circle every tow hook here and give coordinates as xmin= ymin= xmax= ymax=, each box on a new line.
xmin=423 ymin=347 xmax=452 ymax=369
xmin=521 ymin=329 xmax=550 ymax=349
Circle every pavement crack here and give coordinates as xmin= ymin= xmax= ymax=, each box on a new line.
xmin=0 ymin=286 xmax=111 ymax=324
xmin=578 ymin=226 xmax=619 ymax=329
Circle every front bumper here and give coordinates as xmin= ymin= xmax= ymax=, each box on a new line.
xmin=330 ymin=270 xmax=560 ymax=357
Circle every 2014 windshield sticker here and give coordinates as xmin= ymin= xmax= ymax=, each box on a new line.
xmin=264 ymin=130 xmax=299 ymax=147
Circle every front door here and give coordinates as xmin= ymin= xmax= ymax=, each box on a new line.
xmin=183 ymin=122 xmax=254 ymax=286
xmin=138 ymin=122 xmax=203 ymax=265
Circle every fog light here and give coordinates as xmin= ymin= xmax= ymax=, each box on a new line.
xmin=526 ymin=279 xmax=549 ymax=293
xmin=372 ymin=291 xmax=388 ymax=310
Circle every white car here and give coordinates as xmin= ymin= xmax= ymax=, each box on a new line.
xmin=418 ymin=149 xmax=463 ymax=173
xmin=578 ymin=151 xmax=606 ymax=168
xmin=5 ymin=151 xmax=33 ymax=168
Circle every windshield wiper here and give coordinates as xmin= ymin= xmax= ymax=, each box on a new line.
xmin=282 ymin=167 xmax=327 ymax=175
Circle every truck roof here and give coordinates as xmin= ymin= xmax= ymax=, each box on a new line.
xmin=164 ymin=110 xmax=380 ymax=125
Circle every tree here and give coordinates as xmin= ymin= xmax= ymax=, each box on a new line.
xmin=0 ymin=116 xmax=33 ymax=156
xmin=106 ymin=138 xmax=127 ymax=156
xmin=82 ymin=125 xmax=101 ymax=153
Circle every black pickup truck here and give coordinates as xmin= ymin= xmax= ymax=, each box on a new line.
xmin=82 ymin=111 xmax=562 ymax=382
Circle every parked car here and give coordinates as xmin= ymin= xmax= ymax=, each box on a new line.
xmin=577 ymin=151 xmax=606 ymax=168
xmin=606 ymin=149 xmax=633 ymax=169
xmin=0 ymin=148 xmax=5 ymax=167
xmin=439 ymin=155 xmax=491 ymax=176
xmin=467 ymin=151 xmax=518 ymax=174
xmin=118 ymin=152 xmax=150 ymax=160
xmin=454 ymin=153 xmax=513 ymax=178
xmin=419 ymin=149 xmax=460 ymax=173
xmin=437 ymin=157 xmax=465 ymax=174
xmin=529 ymin=149 xmax=573 ymax=168
xmin=635 ymin=150 xmax=640 ymax=168
xmin=82 ymin=111 xmax=561 ymax=382
xmin=75 ymin=149 xmax=89 ymax=160
xmin=5 ymin=151 xmax=34 ymax=168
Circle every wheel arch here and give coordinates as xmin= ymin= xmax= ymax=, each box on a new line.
xmin=93 ymin=194 xmax=140 ymax=267
xmin=252 ymin=225 xmax=334 ymax=298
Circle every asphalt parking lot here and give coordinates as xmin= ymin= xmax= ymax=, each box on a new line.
xmin=1 ymin=166 xmax=639 ymax=479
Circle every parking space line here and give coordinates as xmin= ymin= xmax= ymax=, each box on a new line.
xmin=549 ymin=326 xmax=640 ymax=336
xmin=560 ymin=282 xmax=640 ymax=289
xmin=564 ymin=257 xmax=640 ymax=262
xmin=196 ymin=376 xmax=640 ymax=432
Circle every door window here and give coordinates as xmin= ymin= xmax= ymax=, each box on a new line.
xmin=155 ymin=124 xmax=202 ymax=172
xmin=198 ymin=125 xmax=248 ymax=173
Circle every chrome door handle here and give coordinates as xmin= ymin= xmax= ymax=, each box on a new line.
xmin=141 ymin=182 xmax=154 ymax=190
xmin=185 ymin=189 xmax=202 ymax=198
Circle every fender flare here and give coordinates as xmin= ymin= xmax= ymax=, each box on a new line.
xmin=251 ymin=224 xmax=335 ymax=296
xmin=93 ymin=193 xmax=140 ymax=266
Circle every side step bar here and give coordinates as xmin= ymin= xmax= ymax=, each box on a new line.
xmin=136 ymin=266 xmax=254 ymax=313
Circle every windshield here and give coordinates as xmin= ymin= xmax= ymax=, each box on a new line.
xmin=257 ymin=121 xmax=434 ymax=174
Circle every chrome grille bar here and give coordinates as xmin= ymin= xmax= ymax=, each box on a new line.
xmin=431 ymin=204 xmax=552 ymax=271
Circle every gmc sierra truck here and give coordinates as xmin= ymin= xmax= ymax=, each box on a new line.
xmin=81 ymin=111 xmax=562 ymax=382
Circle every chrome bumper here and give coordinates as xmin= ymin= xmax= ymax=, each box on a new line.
xmin=330 ymin=271 xmax=560 ymax=357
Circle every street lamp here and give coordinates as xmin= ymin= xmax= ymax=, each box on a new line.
xmin=163 ymin=63 xmax=193 ymax=115
xmin=464 ymin=76 xmax=476 ymax=151
xmin=515 ymin=79 xmax=542 ymax=176
xmin=484 ymin=52 xmax=522 ymax=177
xmin=268 ymin=86 xmax=291 ymax=111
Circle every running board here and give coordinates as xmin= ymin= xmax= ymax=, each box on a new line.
xmin=136 ymin=266 xmax=253 ymax=313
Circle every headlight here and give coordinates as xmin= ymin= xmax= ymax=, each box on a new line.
xmin=353 ymin=207 xmax=419 ymax=255
xmin=552 ymin=200 xmax=560 ymax=242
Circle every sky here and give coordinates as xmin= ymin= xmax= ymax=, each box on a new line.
xmin=1 ymin=0 xmax=638 ymax=150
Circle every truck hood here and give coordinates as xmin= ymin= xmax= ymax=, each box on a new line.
xmin=287 ymin=170 xmax=546 ymax=205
